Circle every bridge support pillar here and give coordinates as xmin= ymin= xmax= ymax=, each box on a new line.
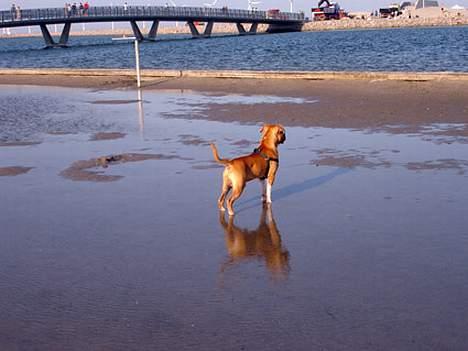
xmin=131 ymin=20 xmax=159 ymax=41
xmin=188 ymin=21 xmax=214 ymax=38
xmin=40 ymin=23 xmax=71 ymax=48
xmin=147 ymin=20 xmax=159 ymax=41
xmin=204 ymin=21 xmax=214 ymax=37
xmin=59 ymin=22 xmax=72 ymax=46
xmin=236 ymin=23 xmax=258 ymax=35
xmin=130 ymin=21 xmax=144 ymax=42
xmin=249 ymin=23 xmax=258 ymax=34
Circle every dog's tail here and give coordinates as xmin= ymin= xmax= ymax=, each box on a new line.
xmin=210 ymin=143 xmax=230 ymax=165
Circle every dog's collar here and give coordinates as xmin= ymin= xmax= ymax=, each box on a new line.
xmin=253 ymin=148 xmax=279 ymax=163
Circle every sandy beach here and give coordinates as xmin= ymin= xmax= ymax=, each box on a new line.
xmin=1 ymin=70 xmax=468 ymax=350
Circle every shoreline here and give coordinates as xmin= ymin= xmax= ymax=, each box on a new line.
xmin=0 ymin=68 xmax=467 ymax=82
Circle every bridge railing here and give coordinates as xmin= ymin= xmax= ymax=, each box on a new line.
xmin=0 ymin=6 xmax=304 ymax=23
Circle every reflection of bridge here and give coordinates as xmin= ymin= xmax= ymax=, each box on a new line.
xmin=0 ymin=6 xmax=304 ymax=47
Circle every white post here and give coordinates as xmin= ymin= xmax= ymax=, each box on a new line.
xmin=134 ymin=39 xmax=141 ymax=88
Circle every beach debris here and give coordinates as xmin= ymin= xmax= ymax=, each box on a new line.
xmin=96 ymin=155 xmax=122 ymax=168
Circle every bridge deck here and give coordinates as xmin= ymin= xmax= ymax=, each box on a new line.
xmin=0 ymin=6 xmax=304 ymax=28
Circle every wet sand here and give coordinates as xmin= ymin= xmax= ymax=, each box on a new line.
xmin=1 ymin=83 xmax=468 ymax=350
xmin=60 ymin=153 xmax=190 ymax=182
xmin=0 ymin=72 xmax=467 ymax=132
xmin=0 ymin=165 xmax=33 ymax=176
xmin=90 ymin=132 xmax=126 ymax=141
xmin=156 ymin=77 xmax=468 ymax=131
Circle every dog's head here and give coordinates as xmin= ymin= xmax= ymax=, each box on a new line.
xmin=260 ymin=124 xmax=286 ymax=145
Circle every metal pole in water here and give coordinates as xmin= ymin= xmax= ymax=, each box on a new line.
xmin=111 ymin=36 xmax=141 ymax=89
xmin=134 ymin=39 xmax=141 ymax=89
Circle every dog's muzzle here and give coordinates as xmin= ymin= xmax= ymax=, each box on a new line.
xmin=279 ymin=134 xmax=286 ymax=144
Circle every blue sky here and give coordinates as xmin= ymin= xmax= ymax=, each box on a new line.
xmin=2 ymin=0 xmax=467 ymax=12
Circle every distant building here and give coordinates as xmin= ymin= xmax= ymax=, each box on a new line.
xmin=414 ymin=0 xmax=439 ymax=8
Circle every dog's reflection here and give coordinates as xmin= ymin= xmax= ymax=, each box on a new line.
xmin=219 ymin=206 xmax=290 ymax=279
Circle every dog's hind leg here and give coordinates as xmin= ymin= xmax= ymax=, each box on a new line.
xmin=227 ymin=182 xmax=245 ymax=216
xmin=218 ymin=170 xmax=231 ymax=211
xmin=218 ymin=183 xmax=231 ymax=211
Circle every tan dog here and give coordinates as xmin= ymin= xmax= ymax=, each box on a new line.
xmin=210 ymin=124 xmax=286 ymax=216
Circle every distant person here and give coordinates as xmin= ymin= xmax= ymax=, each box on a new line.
xmin=123 ymin=2 xmax=128 ymax=11
xmin=71 ymin=3 xmax=77 ymax=15
xmin=15 ymin=5 xmax=21 ymax=20
xmin=67 ymin=3 xmax=72 ymax=17
xmin=79 ymin=2 xmax=84 ymax=15
xmin=10 ymin=3 xmax=16 ymax=20
xmin=83 ymin=2 xmax=89 ymax=15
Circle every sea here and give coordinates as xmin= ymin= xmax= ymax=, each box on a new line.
xmin=0 ymin=26 xmax=466 ymax=71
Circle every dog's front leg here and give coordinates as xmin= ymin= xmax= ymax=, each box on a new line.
xmin=266 ymin=182 xmax=272 ymax=204
xmin=261 ymin=179 xmax=267 ymax=203
xmin=266 ymin=161 xmax=279 ymax=204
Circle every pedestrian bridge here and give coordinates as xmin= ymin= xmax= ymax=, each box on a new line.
xmin=0 ymin=6 xmax=304 ymax=47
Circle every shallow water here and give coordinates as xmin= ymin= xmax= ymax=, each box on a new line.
xmin=1 ymin=85 xmax=468 ymax=350
xmin=0 ymin=26 xmax=467 ymax=72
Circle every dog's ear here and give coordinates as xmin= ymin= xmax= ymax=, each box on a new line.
xmin=260 ymin=124 xmax=271 ymax=134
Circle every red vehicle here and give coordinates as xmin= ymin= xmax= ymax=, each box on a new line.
xmin=312 ymin=0 xmax=346 ymax=21
xmin=267 ymin=8 xmax=281 ymax=19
